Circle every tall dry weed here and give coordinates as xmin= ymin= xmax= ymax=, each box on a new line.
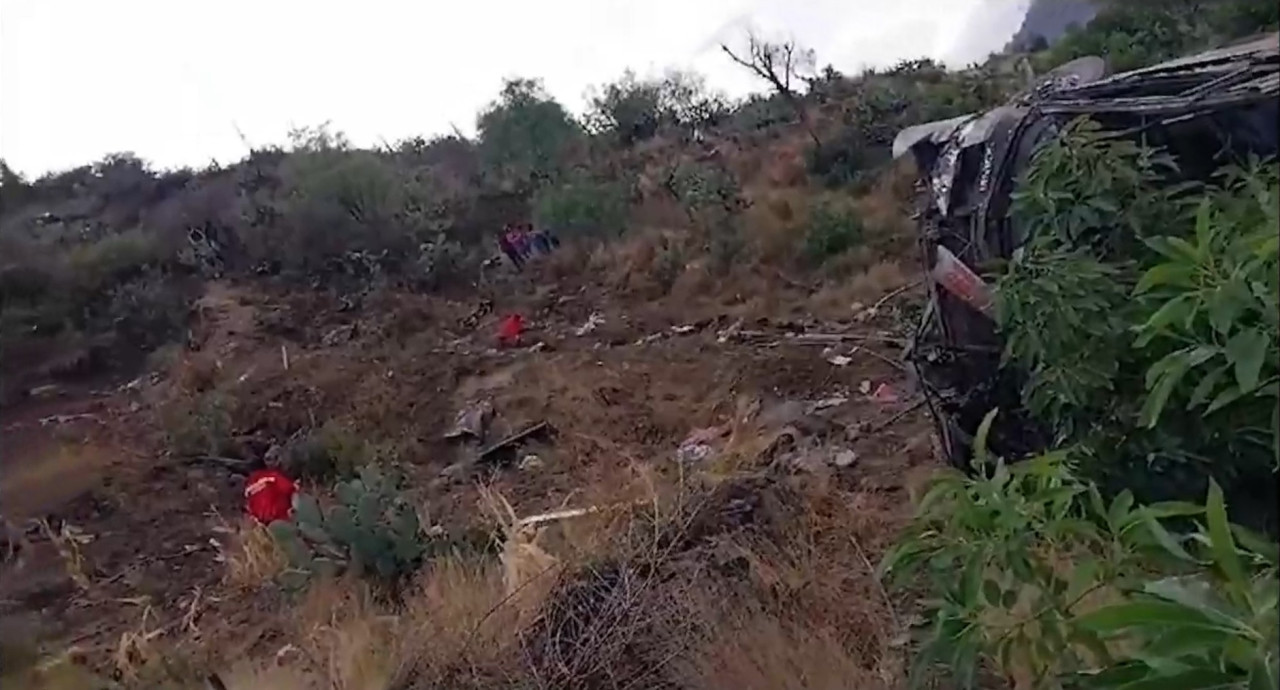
xmin=214 ymin=516 xmax=286 ymax=589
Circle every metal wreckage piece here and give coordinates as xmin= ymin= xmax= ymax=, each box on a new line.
xmin=893 ymin=33 xmax=1279 ymax=468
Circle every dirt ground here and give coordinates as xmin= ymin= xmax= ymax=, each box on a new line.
xmin=0 ymin=255 xmax=937 ymax=689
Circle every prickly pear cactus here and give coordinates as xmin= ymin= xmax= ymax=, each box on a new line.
xmin=266 ymin=466 xmax=428 ymax=591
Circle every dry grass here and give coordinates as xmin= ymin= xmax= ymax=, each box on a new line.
xmin=677 ymin=610 xmax=893 ymax=690
xmin=215 ymin=516 xmax=287 ymax=589
xmin=855 ymin=157 xmax=919 ymax=249
xmin=36 ymin=518 xmax=93 ymax=591
xmin=808 ymin=259 xmax=913 ymax=321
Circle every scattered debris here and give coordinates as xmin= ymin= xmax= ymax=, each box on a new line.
xmin=437 ymin=461 xmax=473 ymax=485
xmin=855 ymin=280 xmax=923 ymax=321
xmin=933 ymin=246 xmax=994 ymax=316
xmin=864 ymin=397 xmax=929 ymax=434
xmin=670 ymin=324 xmax=697 ymax=335
xmin=28 ymin=384 xmax=62 ymax=400
xmin=676 ymin=442 xmax=714 ymax=465
xmin=871 ymin=383 xmax=900 ymax=404
xmin=785 ymin=446 xmax=829 ymax=474
xmin=716 ymin=318 xmax=744 ymax=343
xmin=826 ymin=354 xmax=853 ymax=367
xmin=832 ymin=449 xmax=859 ymax=469
xmin=37 ymin=413 xmax=99 ymax=427
xmin=479 ymin=421 xmax=552 ymax=462
xmin=574 ymin=312 xmax=605 ymax=336
xmin=321 ymin=323 xmax=357 ymax=346
xmin=497 ymin=314 xmax=526 ymax=348
xmin=675 ymin=425 xmax=730 ymax=465
xmin=807 ymin=397 xmax=848 ymax=413
xmin=859 ymin=380 xmax=873 ymax=395
xmin=443 ymin=400 xmax=494 ymax=442
xmin=518 ymin=454 xmax=544 ymax=471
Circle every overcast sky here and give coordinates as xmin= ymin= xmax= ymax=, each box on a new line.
xmin=0 ymin=0 xmax=1030 ymax=177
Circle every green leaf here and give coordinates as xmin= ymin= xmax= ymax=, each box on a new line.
xmin=1189 ymin=365 xmax=1228 ymax=409
xmin=1248 ymin=654 xmax=1277 ymax=690
xmin=1206 ymin=385 xmax=1246 ymax=414
xmin=1145 ymin=236 xmax=1201 ymax=263
xmin=1143 ymin=502 xmax=1206 ymax=520
xmin=1140 ymin=626 xmax=1227 ymax=663
xmin=1230 ymin=524 xmax=1280 ymax=567
xmin=1143 ymin=513 xmax=1198 ymax=563
xmin=1144 ymin=577 xmax=1248 ymax=632
xmin=1114 ymin=667 xmax=1238 ymax=690
xmin=1206 ymin=480 xmax=1248 ymax=603
xmin=1141 ymin=353 xmax=1194 ymax=428
xmin=293 ymin=493 xmax=323 ymax=528
xmin=1076 ymin=601 xmax=1233 ymax=636
xmin=1193 ymin=199 xmax=1214 ymax=250
xmin=335 ymin=481 xmax=362 ymax=507
xmin=1208 ymin=280 xmax=1252 ymax=336
xmin=1109 ymin=490 xmax=1135 ymax=532
xmin=276 ymin=568 xmax=312 ymax=593
xmin=1140 ymin=294 xmax=1194 ymax=337
xmin=1167 ymin=236 xmax=1205 ymax=264
xmin=972 ymin=408 xmax=999 ymax=466
xmin=1225 ymin=329 xmax=1269 ymax=393
xmin=983 ymin=579 xmax=1002 ymax=607
xmin=1135 ymin=262 xmax=1195 ymax=294
xmin=1072 ymin=661 xmax=1147 ymax=689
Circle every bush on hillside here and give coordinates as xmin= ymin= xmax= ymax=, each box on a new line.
xmin=1034 ymin=0 xmax=1280 ymax=74
xmin=996 ymin=119 xmax=1278 ymax=526
xmin=585 ymin=70 xmax=730 ymax=146
xmin=532 ymin=174 xmax=629 ymax=240
xmin=802 ymin=202 xmax=862 ymax=264
xmin=476 ymin=78 xmax=582 ymax=193
xmin=882 ymin=422 xmax=1279 ymax=690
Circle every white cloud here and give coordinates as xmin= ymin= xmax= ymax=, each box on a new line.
xmin=0 ymin=0 xmax=1022 ymax=176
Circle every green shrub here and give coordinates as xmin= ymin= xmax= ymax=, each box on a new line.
xmin=668 ymin=161 xmax=743 ymax=221
xmin=476 ymin=78 xmax=582 ymax=191
xmin=996 ymin=118 xmax=1278 ymax=523
xmin=881 ymin=415 xmax=1278 ymax=690
xmin=1034 ymin=0 xmax=1280 ymax=75
xmin=532 ymin=175 xmax=629 ymax=240
xmin=163 ymin=390 xmax=239 ymax=458
xmin=731 ymin=94 xmax=794 ymax=131
xmin=268 ymin=466 xmax=428 ymax=589
xmin=802 ymin=202 xmax=862 ymax=264
xmin=586 ymin=70 xmax=729 ymax=146
xmin=282 ymin=423 xmax=373 ymax=482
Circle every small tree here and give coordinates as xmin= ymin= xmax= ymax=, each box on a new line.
xmin=586 ymin=70 xmax=729 ymax=147
xmin=476 ymin=78 xmax=581 ymax=192
xmin=721 ymin=31 xmax=822 ymax=150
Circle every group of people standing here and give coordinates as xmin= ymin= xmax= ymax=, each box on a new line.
xmin=497 ymin=222 xmax=558 ymax=270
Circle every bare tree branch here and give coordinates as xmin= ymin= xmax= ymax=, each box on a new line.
xmin=720 ymin=31 xmax=822 ymax=151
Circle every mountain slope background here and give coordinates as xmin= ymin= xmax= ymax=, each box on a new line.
xmin=0 ymin=1 xmax=1276 ymax=687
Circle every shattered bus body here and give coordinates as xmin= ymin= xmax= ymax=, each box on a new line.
xmin=893 ymin=34 xmax=1279 ymax=467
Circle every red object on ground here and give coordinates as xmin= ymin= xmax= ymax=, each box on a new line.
xmin=871 ymin=382 xmax=900 ymax=404
xmin=244 ymin=468 xmax=297 ymax=524
xmin=497 ymin=313 xmax=525 ymax=347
